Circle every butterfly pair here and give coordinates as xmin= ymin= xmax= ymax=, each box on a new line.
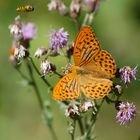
xmin=52 ymin=26 xmax=116 ymax=100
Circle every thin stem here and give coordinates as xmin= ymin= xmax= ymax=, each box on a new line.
xmin=25 ymin=59 xmax=44 ymax=109
xmin=15 ymin=67 xmax=29 ymax=81
xmin=86 ymin=98 xmax=105 ymax=138
xmin=78 ymin=118 xmax=84 ymax=135
xmin=71 ymin=120 xmax=76 ymax=140
xmin=28 ymin=57 xmax=53 ymax=89
xmin=25 ymin=59 xmax=58 ymax=140
xmin=49 ymin=125 xmax=58 ymax=140
xmin=54 ymin=71 xmax=63 ymax=78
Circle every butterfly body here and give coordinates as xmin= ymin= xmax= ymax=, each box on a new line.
xmin=52 ymin=26 xmax=116 ymax=101
xmin=16 ymin=5 xmax=34 ymax=12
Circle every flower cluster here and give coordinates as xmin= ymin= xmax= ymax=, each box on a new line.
xmin=48 ymin=0 xmax=100 ymax=19
xmin=9 ymin=16 xmax=36 ymax=65
xmin=65 ymin=100 xmax=97 ymax=119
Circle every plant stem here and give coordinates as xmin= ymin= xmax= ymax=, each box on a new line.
xmin=26 ymin=59 xmax=44 ymax=109
xmin=78 ymin=118 xmax=84 ymax=135
xmin=71 ymin=120 xmax=76 ymax=140
xmin=49 ymin=125 xmax=58 ymax=140
xmin=25 ymin=59 xmax=58 ymax=140
xmin=86 ymin=99 xmax=105 ymax=138
xmin=15 ymin=67 xmax=29 ymax=81
xmin=54 ymin=71 xmax=63 ymax=78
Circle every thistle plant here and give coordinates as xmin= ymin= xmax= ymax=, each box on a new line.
xmin=9 ymin=0 xmax=138 ymax=140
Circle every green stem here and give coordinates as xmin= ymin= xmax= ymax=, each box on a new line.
xmin=25 ymin=59 xmax=44 ymax=109
xmin=15 ymin=67 xmax=29 ymax=81
xmin=78 ymin=118 xmax=84 ymax=135
xmin=86 ymin=98 xmax=105 ymax=138
xmin=49 ymin=125 xmax=58 ymax=140
xmin=71 ymin=120 xmax=76 ymax=140
xmin=54 ymin=71 xmax=63 ymax=78
xmin=25 ymin=59 xmax=58 ymax=140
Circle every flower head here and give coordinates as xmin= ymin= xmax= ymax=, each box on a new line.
xmin=48 ymin=0 xmax=59 ymax=11
xmin=50 ymin=27 xmax=69 ymax=50
xmin=70 ymin=0 xmax=81 ymax=19
xmin=40 ymin=60 xmax=56 ymax=76
xmin=119 ymin=66 xmax=138 ymax=84
xmin=14 ymin=45 xmax=29 ymax=60
xmin=65 ymin=104 xmax=80 ymax=119
xmin=115 ymin=101 xmax=136 ymax=125
xmin=9 ymin=16 xmax=23 ymax=40
xmin=22 ymin=22 xmax=36 ymax=40
xmin=80 ymin=100 xmax=97 ymax=114
xmin=82 ymin=0 xmax=99 ymax=13
xmin=34 ymin=48 xmax=48 ymax=59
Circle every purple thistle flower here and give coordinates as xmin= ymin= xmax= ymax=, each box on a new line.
xmin=50 ymin=27 xmax=69 ymax=50
xmin=116 ymin=102 xmax=136 ymax=125
xmin=22 ymin=23 xmax=36 ymax=40
xmin=119 ymin=65 xmax=138 ymax=84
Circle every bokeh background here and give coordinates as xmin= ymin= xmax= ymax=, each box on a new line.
xmin=0 ymin=0 xmax=140 ymax=140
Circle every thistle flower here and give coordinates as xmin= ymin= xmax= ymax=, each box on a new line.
xmin=48 ymin=0 xmax=59 ymax=11
xmin=22 ymin=22 xmax=36 ymax=40
xmin=82 ymin=0 xmax=99 ymax=13
xmin=115 ymin=101 xmax=136 ymax=125
xmin=34 ymin=48 xmax=48 ymax=59
xmin=40 ymin=60 xmax=56 ymax=76
xmin=70 ymin=0 xmax=81 ymax=19
xmin=114 ymin=85 xmax=122 ymax=95
xmin=65 ymin=104 xmax=80 ymax=119
xmin=119 ymin=66 xmax=138 ymax=84
xmin=14 ymin=45 xmax=29 ymax=60
xmin=9 ymin=16 xmax=23 ymax=40
xmin=80 ymin=100 xmax=97 ymax=114
xmin=58 ymin=2 xmax=68 ymax=16
xmin=50 ymin=27 xmax=69 ymax=51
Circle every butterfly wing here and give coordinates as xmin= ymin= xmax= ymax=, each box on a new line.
xmin=74 ymin=26 xmax=116 ymax=78
xmin=79 ymin=74 xmax=113 ymax=99
xmin=82 ymin=50 xmax=116 ymax=78
xmin=52 ymin=73 xmax=80 ymax=100
xmin=74 ymin=26 xmax=100 ymax=66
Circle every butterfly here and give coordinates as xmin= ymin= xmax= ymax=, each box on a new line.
xmin=52 ymin=26 xmax=116 ymax=100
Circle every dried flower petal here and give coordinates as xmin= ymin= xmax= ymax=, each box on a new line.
xmin=48 ymin=0 xmax=59 ymax=11
xmin=82 ymin=0 xmax=99 ymax=13
xmin=14 ymin=45 xmax=29 ymax=60
xmin=70 ymin=0 xmax=81 ymax=18
xmin=34 ymin=48 xmax=48 ymax=58
xmin=40 ymin=60 xmax=56 ymax=76
xmin=65 ymin=104 xmax=80 ymax=118
xmin=80 ymin=100 xmax=97 ymax=113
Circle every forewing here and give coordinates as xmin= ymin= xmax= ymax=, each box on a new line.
xmin=74 ymin=26 xmax=100 ymax=66
xmin=52 ymin=73 xmax=80 ymax=100
xmin=79 ymin=74 xmax=113 ymax=99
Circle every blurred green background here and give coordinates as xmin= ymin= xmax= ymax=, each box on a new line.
xmin=0 ymin=0 xmax=140 ymax=140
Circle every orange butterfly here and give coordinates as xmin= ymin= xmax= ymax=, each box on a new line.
xmin=52 ymin=26 xmax=116 ymax=100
